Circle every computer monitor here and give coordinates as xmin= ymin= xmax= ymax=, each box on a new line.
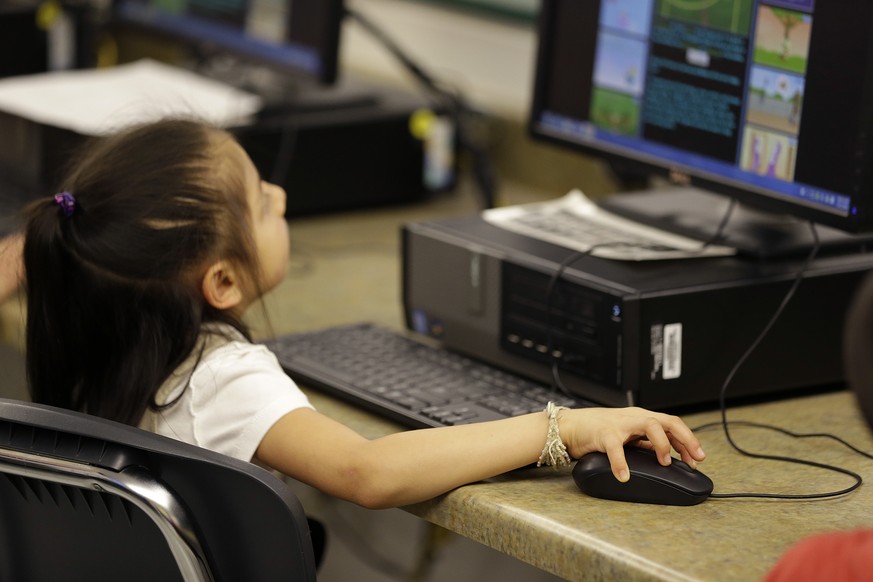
xmin=529 ymin=0 xmax=873 ymax=256
xmin=112 ymin=0 xmax=344 ymax=86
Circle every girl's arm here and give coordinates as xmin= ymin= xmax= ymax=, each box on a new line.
xmin=255 ymin=406 xmax=705 ymax=509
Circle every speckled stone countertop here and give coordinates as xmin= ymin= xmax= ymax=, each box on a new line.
xmin=238 ymin=182 xmax=873 ymax=582
xmin=307 ymin=388 xmax=873 ymax=582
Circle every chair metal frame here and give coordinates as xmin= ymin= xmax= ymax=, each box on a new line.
xmin=0 ymin=444 xmax=213 ymax=580
xmin=0 ymin=397 xmax=318 ymax=582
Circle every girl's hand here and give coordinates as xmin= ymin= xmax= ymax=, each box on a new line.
xmin=560 ymin=407 xmax=706 ymax=482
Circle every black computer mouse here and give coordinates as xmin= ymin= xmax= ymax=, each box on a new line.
xmin=572 ymin=446 xmax=713 ymax=506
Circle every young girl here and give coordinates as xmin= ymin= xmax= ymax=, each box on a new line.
xmin=23 ymin=118 xmax=705 ymax=509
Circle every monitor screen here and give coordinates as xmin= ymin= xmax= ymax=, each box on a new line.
xmin=112 ymin=0 xmax=344 ymax=85
xmin=529 ymin=0 xmax=873 ymax=235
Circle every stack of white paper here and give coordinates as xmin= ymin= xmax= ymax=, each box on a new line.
xmin=482 ymin=190 xmax=737 ymax=261
xmin=0 ymin=59 xmax=263 ymax=136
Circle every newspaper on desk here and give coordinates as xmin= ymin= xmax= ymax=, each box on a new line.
xmin=482 ymin=190 xmax=737 ymax=261
xmin=0 ymin=59 xmax=262 ymax=136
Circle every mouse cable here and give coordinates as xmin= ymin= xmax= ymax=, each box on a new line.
xmin=543 ymin=199 xmax=738 ymax=401
xmin=344 ymin=6 xmax=499 ymax=210
xmin=691 ymin=420 xmax=873 ymax=461
xmin=537 ymin=213 xmax=864 ymax=498
xmin=698 ymin=421 xmax=864 ymax=500
xmin=707 ymin=222 xmax=864 ymax=500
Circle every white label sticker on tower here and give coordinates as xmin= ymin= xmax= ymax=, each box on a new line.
xmin=650 ymin=325 xmax=663 ymax=380
xmin=662 ymin=323 xmax=683 ymax=380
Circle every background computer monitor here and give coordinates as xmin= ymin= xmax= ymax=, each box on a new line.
xmin=112 ymin=0 xmax=344 ymax=86
xmin=528 ymin=0 xmax=873 ymax=253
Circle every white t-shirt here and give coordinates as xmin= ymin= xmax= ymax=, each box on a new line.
xmin=139 ymin=324 xmax=313 ymax=462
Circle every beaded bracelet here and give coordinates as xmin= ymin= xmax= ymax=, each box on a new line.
xmin=537 ymin=401 xmax=571 ymax=468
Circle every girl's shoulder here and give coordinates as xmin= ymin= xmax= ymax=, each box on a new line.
xmin=197 ymin=323 xmax=284 ymax=375
xmin=155 ymin=323 xmax=277 ymax=404
xmin=203 ymin=323 xmax=267 ymax=352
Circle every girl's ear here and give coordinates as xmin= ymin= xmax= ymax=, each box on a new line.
xmin=201 ymin=260 xmax=244 ymax=310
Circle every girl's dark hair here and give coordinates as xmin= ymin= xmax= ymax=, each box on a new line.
xmin=24 ymin=118 xmax=261 ymax=425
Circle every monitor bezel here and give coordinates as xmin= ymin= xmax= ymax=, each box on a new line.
xmin=111 ymin=0 xmax=344 ymax=86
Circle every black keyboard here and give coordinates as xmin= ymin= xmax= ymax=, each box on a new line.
xmin=263 ymin=323 xmax=591 ymax=429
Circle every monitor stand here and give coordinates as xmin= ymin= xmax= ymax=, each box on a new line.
xmin=598 ymin=187 xmax=873 ymax=260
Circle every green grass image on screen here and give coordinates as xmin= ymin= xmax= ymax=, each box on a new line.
xmin=591 ymin=88 xmax=640 ymax=137
xmin=752 ymin=50 xmax=807 ymax=74
xmin=659 ymin=0 xmax=753 ymax=36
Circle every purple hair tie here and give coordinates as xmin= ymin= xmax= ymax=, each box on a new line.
xmin=54 ymin=191 xmax=77 ymax=218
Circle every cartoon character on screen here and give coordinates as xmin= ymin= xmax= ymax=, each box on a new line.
xmin=789 ymin=90 xmax=802 ymax=126
xmin=750 ymin=134 xmax=762 ymax=173
xmin=766 ymin=141 xmax=782 ymax=178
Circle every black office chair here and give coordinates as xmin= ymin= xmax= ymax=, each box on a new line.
xmin=0 ymin=397 xmax=319 ymax=581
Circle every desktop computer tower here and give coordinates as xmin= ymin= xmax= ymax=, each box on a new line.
xmin=0 ymin=1 xmax=97 ymax=78
xmin=402 ymin=214 xmax=873 ymax=410
xmin=233 ymin=87 xmax=450 ymax=217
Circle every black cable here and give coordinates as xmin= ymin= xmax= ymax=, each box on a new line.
xmin=344 ymin=7 xmax=457 ymax=106
xmin=345 ymin=7 xmax=498 ymax=210
xmin=543 ymin=243 xmax=625 ymax=399
xmin=707 ymin=222 xmax=865 ymax=500
xmin=692 ymin=420 xmax=873 ymax=460
xmin=544 ymin=198 xmax=739 ymax=398
xmin=699 ymin=197 xmax=737 ymax=248
xmin=539 ymin=209 xmax=865 ymax=499
xmin=544 ymin=248 xmax=591 ymax=400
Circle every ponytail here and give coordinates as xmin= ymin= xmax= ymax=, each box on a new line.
xmin=24 ymin=197 xmax=80 ymax=411
xmin=23 ymin=119 xmax=259 ymax=425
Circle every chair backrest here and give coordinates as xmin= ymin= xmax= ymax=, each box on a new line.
xmin=0 ymin=398 xmax=318 ymax=582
